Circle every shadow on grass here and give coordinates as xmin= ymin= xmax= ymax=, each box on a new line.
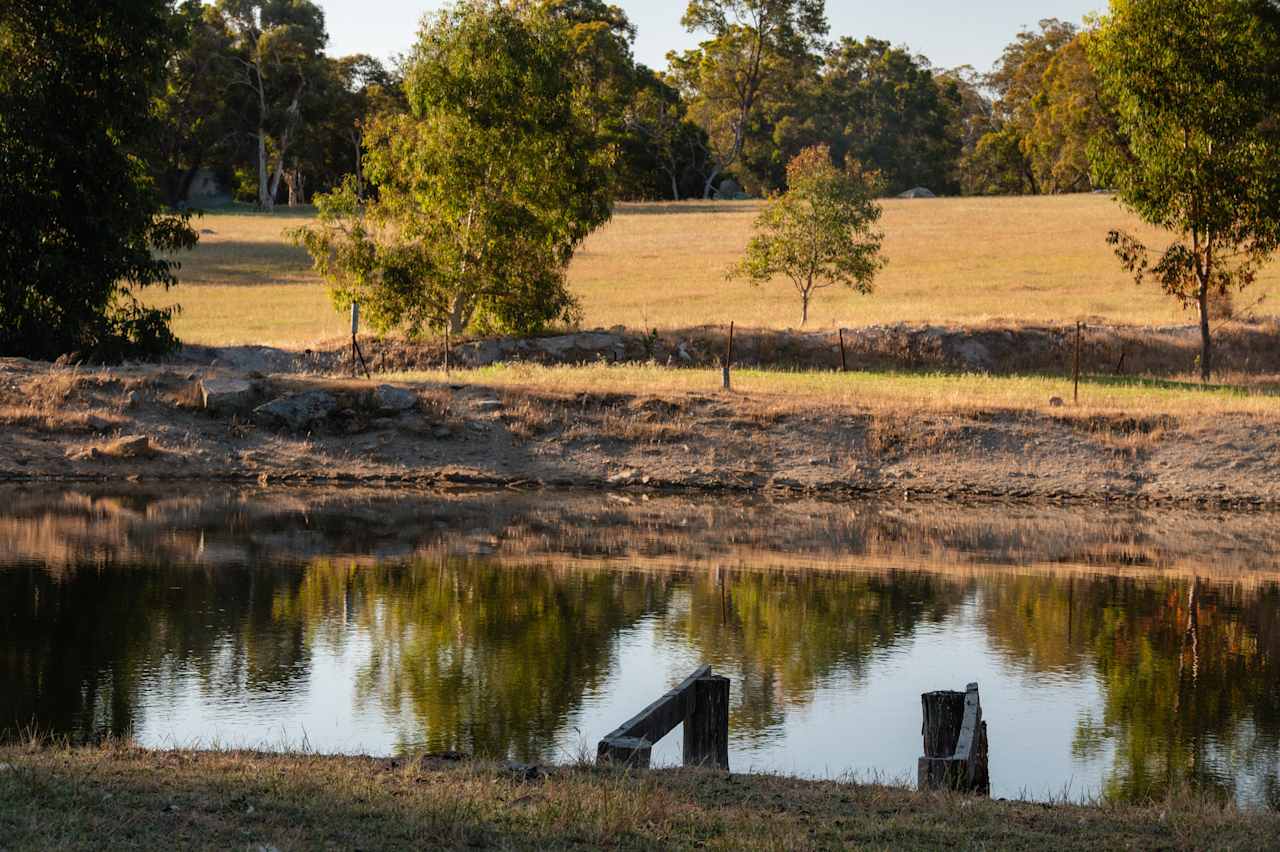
xmin=1085 ymin=374 xmax=1280 ymax=396
xmin=616 ymin=201 xmax=757 ymax=216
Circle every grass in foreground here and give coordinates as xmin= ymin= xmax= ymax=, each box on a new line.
xmin=1 ymin=743 xmax=1275 ymax=851
xmin=149 ymin=196 xmax=1280 ymax=346
xmin=389 ymin=363 xmax=1280 ymax=419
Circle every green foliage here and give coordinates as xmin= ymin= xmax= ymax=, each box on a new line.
xmin=966 ymin=18 xmax=1080 ymax=195
xmin=819 ymin=38 xmax=963 ymax=196
xmin=0 ymin=0 xmax=197 ymax=361
xmin=1090 ymin=0 xmax=1280 ymax=380
xmin=294 ymin=0 xmax=615 ymax=339
xmin=670 ymin=0 xmax=829 ymax=198
xmin=731 ymin=145 xmax=884 ymax=326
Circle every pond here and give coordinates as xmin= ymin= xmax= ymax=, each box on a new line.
xmin=1 ymin=486 xmax=1277 ymax=806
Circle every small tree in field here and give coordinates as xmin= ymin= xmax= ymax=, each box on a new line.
xmin=731 ymin=145 xmax=884 ymax=326
xmin=1090 ymin=0 xmax=1280 ymax=382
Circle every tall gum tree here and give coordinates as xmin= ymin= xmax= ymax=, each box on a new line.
xmin=1089 ymin=0 xmax=1280 ymax=381
xmin=669 ymin=0 xmax=828 ymax=198
xmin=219 ymin=0 xmax=328 ymax=211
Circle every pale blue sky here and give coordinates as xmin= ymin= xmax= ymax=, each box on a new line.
xmin=320 ymin=1 xmax=1104 ymax=73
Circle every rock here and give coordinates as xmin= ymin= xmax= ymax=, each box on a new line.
xmin=200 ymin=377 xmax=257 ymax=415
xmin=372 ymin=384 xmax=417 ymax=415
xmin=475 ymin=399 xmax=503 ymax=412
xmin=253 ymin=390 xmax=338 ymax=431
xmin=713 ymin=178 xmax=743 ymax=199
xmin=503 ymin=762 xmax=543 ymax=782
xmin=608 ymin=468 xmax=638 ymax=484
xmin=1049 ymin=396 xmax=1065 ymax=407
xmin=898 ymin=186 xmax=937 ymax=199
xmin=102 ymin=435 xmax=156 ymax=459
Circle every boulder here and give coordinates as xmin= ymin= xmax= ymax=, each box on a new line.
xmin=200 ymin=377 xmax=257 ymax=415
xmin=254 ymin=390 xmax=338 ymax=431
xmin=372 ymin=384 xmax=418 ymax=415
xmin=898 ymin=187 xmax=936 ymax=199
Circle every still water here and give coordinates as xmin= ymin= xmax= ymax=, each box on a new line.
xmin=2 ymin=487 xmax=1278 ymax=806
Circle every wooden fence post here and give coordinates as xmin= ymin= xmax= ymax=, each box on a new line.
xmin=838 ymin=328 xmax=848 ymax=373
xmin=1073 ymin=321 xmax=1082 ymax=405
xmin=683 ymin=675 xmax=730 ymax=769
xmin=722 ymin=322 xmax=735 ymax=391
xmin=918 ymin=682 xmax=989 ymax=795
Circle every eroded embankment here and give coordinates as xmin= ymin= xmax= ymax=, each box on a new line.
xmin=2 ymin=356 xmax=1279 ymax=508
xmin=178 ymin=319 xmax=1280 ymax=376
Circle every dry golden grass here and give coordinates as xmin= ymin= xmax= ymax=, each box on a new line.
xmin=146 ymin=195 xmax=1280 ymax=347
xmin=389 ymin=362 xmax=1280 ymax=419
xmin=3 ymin=743 xmax=1277 ymax=851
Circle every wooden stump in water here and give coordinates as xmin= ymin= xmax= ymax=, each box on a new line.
xmin=683 ymin=675 xmax=730 ymax=769
xmin=918 ymin=682 xmax=989 ymax=795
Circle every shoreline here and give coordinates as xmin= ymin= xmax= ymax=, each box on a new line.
xmin=1 ymin=744 xmax=1275 ymax=850
xmin=3 ymin=354 xmax=1280 ymax=511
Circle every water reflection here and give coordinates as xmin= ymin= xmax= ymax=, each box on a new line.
xmin=0 ymin=487 xmax=1277 ymax=805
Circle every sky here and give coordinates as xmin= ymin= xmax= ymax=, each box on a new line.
xmin=319 ymin=1 xmax=1104 ymax=73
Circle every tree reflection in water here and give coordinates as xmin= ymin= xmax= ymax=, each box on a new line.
xmin=1 ymin=487 xmax=1278 ymax=804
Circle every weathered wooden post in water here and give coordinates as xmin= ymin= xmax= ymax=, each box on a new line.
xmin=598 ymin=665 xmax=730 ymax=770
xmin=918 ymin=682 xmax=989 ymax=795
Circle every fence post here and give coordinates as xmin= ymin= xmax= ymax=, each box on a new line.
xmin=838 ymin=328 xmax=848 ymax=373
xmin=683 ymin=675 xmax=730 ymax=769
xmin=722 ymin=322 xmax=735 ymax=390
xmin=1073 ymin=321 xmax=1082 ymax=405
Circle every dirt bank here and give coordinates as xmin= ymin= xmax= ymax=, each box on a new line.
xmin=174 ymin=319 xmax=1280 ymax=377
xmin=2 ymin=356 xmax=1278 ymax=508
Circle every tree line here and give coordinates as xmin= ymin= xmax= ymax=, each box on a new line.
xmin=3 ymin=0 xmax=1278 ymax=377
xmin=153 ymin=1 xmax=1123 ymax=207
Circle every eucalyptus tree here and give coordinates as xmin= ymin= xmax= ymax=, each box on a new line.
xmin=294 ymin=0 xmax=614 ymax=338
xmin=668 ymin=0 xmax=828 ymax=198
xmin=1090 ymin=0 xmax=1280 ymax=381
xmin=218 ymin=0 xmax=329 ymax=210
xmin=731 ymin=145 xmax=884 ymax=326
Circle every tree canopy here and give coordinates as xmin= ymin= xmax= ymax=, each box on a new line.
xmin=295 ymin=0 xmax=615 ymax=339
xmin=731 ymin=145 xmax=884 ymax=326
xmin=0 ymin=0 xmax=197 ymax=360
xmin=1090 ymin=0 xmax=1280 ymax=381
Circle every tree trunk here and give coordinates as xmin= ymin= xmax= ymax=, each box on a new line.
xmin=670 ymin=171 xmax=680 ymax=202
xmin=703 ymin=164 xmax=721 ymax=200
xmin=448 ymin=294 xmax=474 ymax=335
xmin=801 ymin=292 xmax=810 ymax=327
xmin=1198 ymin=283 xmax=1212 ymax=383
xmin=257 ymin=132 xmax=273 ymax=211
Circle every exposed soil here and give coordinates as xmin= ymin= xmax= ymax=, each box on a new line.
xmin=2 ymin=353 xmax=1278 ymax=509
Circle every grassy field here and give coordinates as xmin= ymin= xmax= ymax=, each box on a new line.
xmin=386 ymin=363 xmax=1280 ymax=418
xmin=151 ymin=195 xmax=1280 ymax=347
xmin=3 ymin=744 xmax=1277 ymax=851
